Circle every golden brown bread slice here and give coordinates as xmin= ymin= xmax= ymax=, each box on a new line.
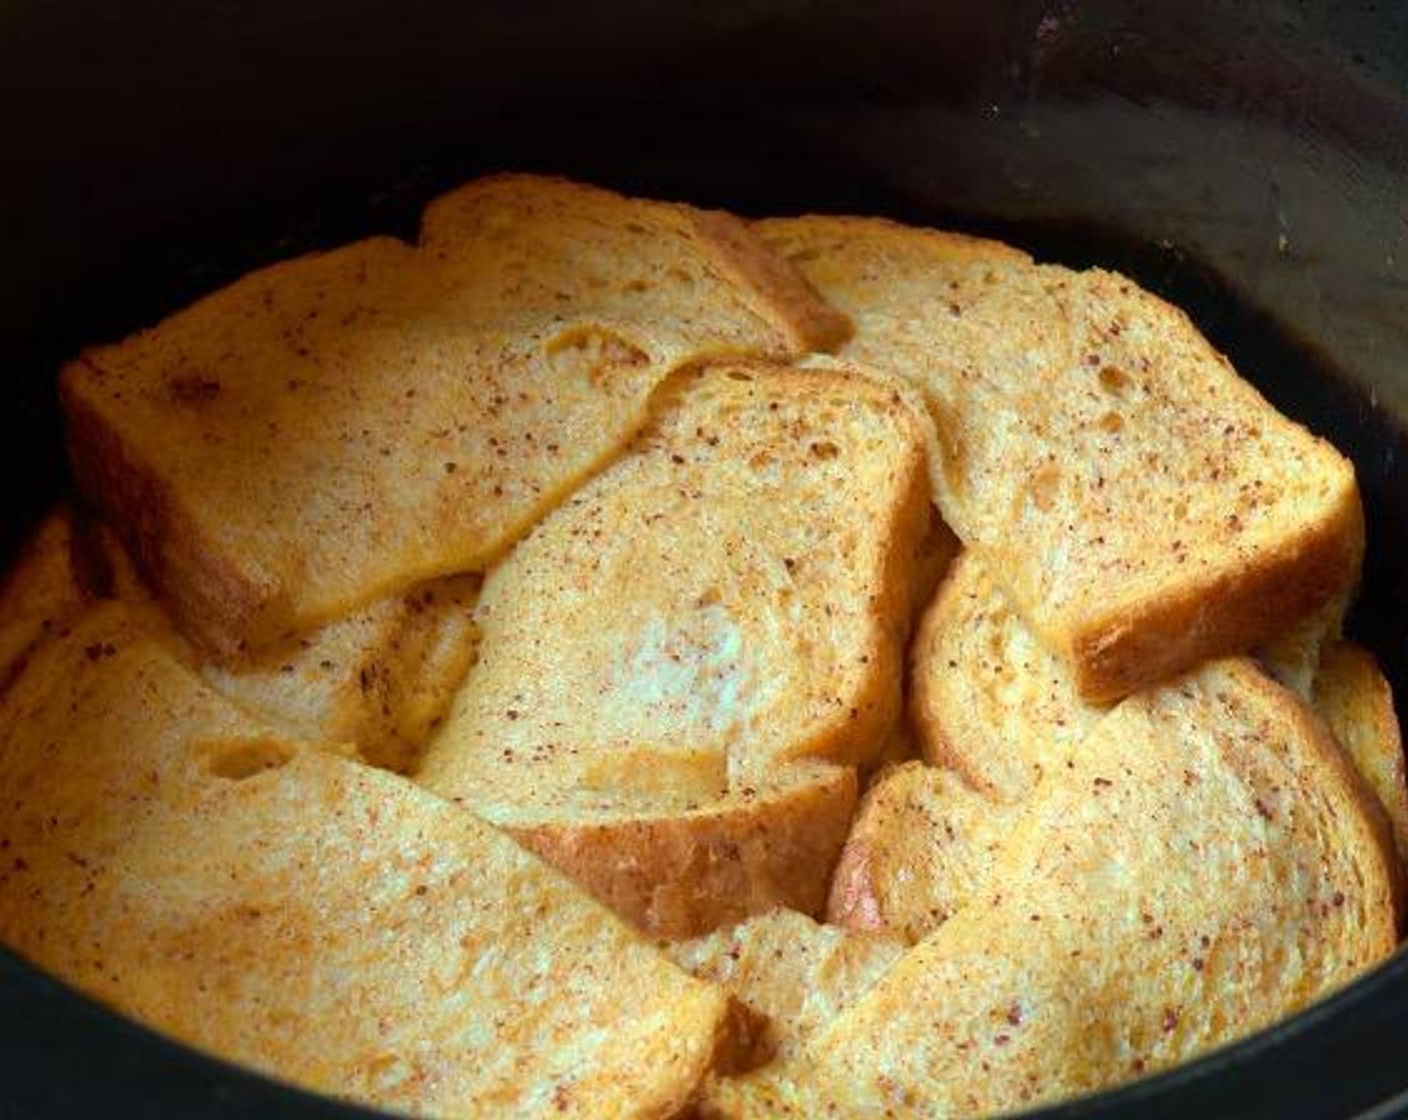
xmin=1316 ymin=641 xmax=1408 ymax=869
xmin=667 ymin=909 xmax=903 ymax=1067
xmin=194 ymin=573 xmax=480 ymax=773
xmin=90 ymin=516 xmax=480 ymax=771
xmin=63 ymin=176 xmax=847 ymax=658
xmin=917 ymin=552 xmax=1395 ymax=832
xmin=758 ymin=215 xmax=1364 ymax=701
xmin=3 ymin=506 xmax=479 ymax=772
xmin=707 ymin=660 xmax=1399 ymax=1118
xmin=0 ymin=603 xmax=731 ymax=1119
xmin=506 ymin=763 xmax=858 ymax=941
xmin=417 ymin=359 xmax=934 ymax=935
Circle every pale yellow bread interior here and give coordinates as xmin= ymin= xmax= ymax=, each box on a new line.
xmin=62 ymin=175 xmax=846 ymax=658
xmin=416 ymin=359 xmax=934 ymax=935
xmin=0 ymin=602 xmax=730 ymax=1120
xmin=706 ymin=660 xmax=1399 ymax=1118
xmin=758 ymin=215 xmax=1364 ymax=701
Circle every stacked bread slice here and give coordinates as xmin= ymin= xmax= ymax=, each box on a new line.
xmin=0 ymin=175 xmax=1397 ymax=1118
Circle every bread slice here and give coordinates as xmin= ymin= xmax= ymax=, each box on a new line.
xmin=506 ymin=763 xmax=858 ymax=940
xmin=0 ymin=602 xmax=730 ymax=1119
xmin=668 ymin=909 xmax=903 ymax=1067
xmin=63 ymin=176 xmax=847 ymax=659
xmin=417 ymin=359 xmax=934 ymax=935
xmin=828 ymin=761 xmax=1012 ymax=944
xmin=1316 ymin=641 xmax=1408 ymax=870
xmin=758 ymin=215 xmax=1364 ymax=701
xmin=195 ymin=573 xmax=480 ymax=773
xmin=706 ymin=660 xmax=1399 ymax=1118
xmin=87 ymin=515 xmax=480 ymax=772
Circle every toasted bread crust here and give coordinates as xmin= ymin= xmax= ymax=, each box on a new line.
xmin=826 ymin=762 xmax=1008 ymax=944
xmin=62 ymin=362 xmax=284 ymax=657
xmin=690 ymin=209 xmax=853 ymax=354
xmin=1064 ymin=470 xmax=1364 ymax=701
xmin=507 ymin=766 xmax=858 ymax=939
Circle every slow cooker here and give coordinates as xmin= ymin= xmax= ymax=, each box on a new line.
xmin=3 ymin=2 xmax=1407 ymax=1116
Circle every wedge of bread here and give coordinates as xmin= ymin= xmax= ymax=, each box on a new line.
xmin=707 ymin=660 xmax=1398 ymax=1118
xmin=63 ymin=176 xmax=847 ymax=659
xmin=1316 ymin=641 xmax=1408 ymax=869
xmin=913 ymin=552 xmax=1400 ymax=863
xmin=196 ymin=574 xmax=480 ymax=773
xmin=828 ymin=761 xmax=1010 ymax=944
xmin=417 ymin=359 xmax=934 ymax=935
xmin=758 ymin=215 xmax=1364 ymax=701
xmin=0 ymin=602 xmax=730 ymax=1119
xmin=668 ymin=909 xmax=903 ymax=1067
xmin=1257 ymin=593 xmax=1348 ymax=701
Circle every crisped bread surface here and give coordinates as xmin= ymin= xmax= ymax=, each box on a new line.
xmin=759 ymin=215 xmax=1364 ymax=700
xmin=507 ymin=763 xmax=857 ymax=940
xmin=668 ymin=908 xmax=902 ymax=1066
xmin=416 ymin=360 xmax=932 ymax=935
xmin=63 ymin=176 xmax=843 ymax=657
xmin=198 ymin=574 xmax=480 ymax=773
xmin=0 ymin=604 xmax=728 ymax=1119
xmin=707 ymin=661 xmax=1398 ymax=1118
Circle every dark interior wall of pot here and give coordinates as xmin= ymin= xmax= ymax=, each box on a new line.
xmin=2 ymin=4 xmax=1408 ymax=1116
